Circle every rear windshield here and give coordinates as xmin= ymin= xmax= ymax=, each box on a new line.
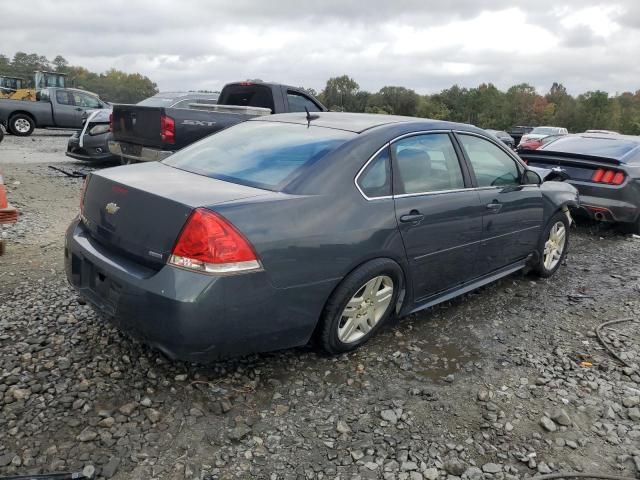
xmin=541 ymin=135 xmax=640 ymax=161
xmin=164 ymin=121 xmax=355 ymax=190
xmin=137 ymin=95 xmax=181 ymax=107
xmin=218 ymin=84 xmax=275 ymax=112
xmin=531 ymin=127 xmax=559 ymax=135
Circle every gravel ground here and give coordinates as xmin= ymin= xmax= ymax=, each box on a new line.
xmin=0 ymin=132 xmax=639 ymax=480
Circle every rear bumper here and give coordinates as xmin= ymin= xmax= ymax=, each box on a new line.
xmin=64 ymin=219 xmax=332 ymax=361
xmin=108 ymin=141 xmax=174 ymax=163
xmin=568 ymin=179 xmax=640 ymax=224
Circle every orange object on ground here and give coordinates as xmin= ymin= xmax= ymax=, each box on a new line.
xmin=0 ymin=171 xmax=18 ymax=224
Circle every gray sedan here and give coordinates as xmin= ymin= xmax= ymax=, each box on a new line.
xmin=65 ymin=113 xmax=578 ymax=361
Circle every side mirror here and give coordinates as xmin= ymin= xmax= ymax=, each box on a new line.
xmin=522 ymin=169 xmax=542 ymax=185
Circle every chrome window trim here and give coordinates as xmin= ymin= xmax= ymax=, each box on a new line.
xmin=354 ymin=142 xmax=393 ymax=201
xmin=354 ymin=129 xmax=536 ymax=201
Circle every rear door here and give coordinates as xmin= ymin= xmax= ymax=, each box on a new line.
xmin=391 ymin=132 xmax=484 ymax=301
xmin=455 ymin=132 xmax=543 ymax=275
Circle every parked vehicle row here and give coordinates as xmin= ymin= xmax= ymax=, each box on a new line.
xmin=65 ymin=112 xmax=578 ymax=361
xmin=66 ymin=91 xmax=221 ymax=162
xmin=5 ymin=79 xmax=634 ymax=361
xmin=485 ymin=129 xmax=515 ymax=149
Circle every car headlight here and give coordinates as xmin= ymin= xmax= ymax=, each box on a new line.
xmin=89 ymin=124 xmax=110 ymax=136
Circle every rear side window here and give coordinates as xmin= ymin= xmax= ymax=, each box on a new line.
xmin=287 ymin=91 xmax=321 ymax=112
xmin=357 ymin=147 xmax=391 ymax=198
xmin=458 ymin=134 xmax=521 ymax=187
xmin=165 ymin=121 xmax=354 ymax=190
xmin=392 ymin=133 xmax=465 ymax=194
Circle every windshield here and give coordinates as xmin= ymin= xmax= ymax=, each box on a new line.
xmin=164 ymin=121 xmax=355 ymax=190
xmin=531 ymin=127 xmax=558 ymax=135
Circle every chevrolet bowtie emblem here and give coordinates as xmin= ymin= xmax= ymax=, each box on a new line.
xmin=105 ymin=202 xmax=120 ymax=214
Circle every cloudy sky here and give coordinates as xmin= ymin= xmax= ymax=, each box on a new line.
xmin=3 ymin=0 xmax=639 ymax=95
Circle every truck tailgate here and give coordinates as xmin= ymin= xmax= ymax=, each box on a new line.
xmin=112 ymin=105 xmax=164 ymax=148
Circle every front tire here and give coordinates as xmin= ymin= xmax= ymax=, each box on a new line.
xmin=532 ymin=211 xmax=570 ymax=278
xmin=9 ymin=114 xmax=35 ymax=136
xmin=318 ymin=258 xmax=403 ymax=354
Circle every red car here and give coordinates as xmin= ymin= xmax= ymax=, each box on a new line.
xmin=517 ymin=134 xmax=564 ymax=151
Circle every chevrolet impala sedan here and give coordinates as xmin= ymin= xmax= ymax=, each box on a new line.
xmin=65 ymin=113 xmax=578 ymax=361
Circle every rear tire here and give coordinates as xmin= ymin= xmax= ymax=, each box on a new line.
xmin=532 ymin=211 xmax=570 ymax=278
xmin=9 ymin=114 xmax=35 ymax=136
xmin=318 ymin=258 xmax=403 ymax=354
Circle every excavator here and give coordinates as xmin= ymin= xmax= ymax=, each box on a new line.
xmin=0 ymin=70 xmax=67 ymax=101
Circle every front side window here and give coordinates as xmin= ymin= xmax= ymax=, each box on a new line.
xmin=357 ymin=147 xmax=391 ymax=198
xmin=287 ymin=91 xmax=321 ymax=113
xmin=392 ymin=133 xmax=465 ymax=195
xmin=73 ymin=93 xmax=101 ymax=109
xmin=458 ymin=134 xmax=521 ymax=187
xmin=165 ymin=121 xmax=354 ymax=190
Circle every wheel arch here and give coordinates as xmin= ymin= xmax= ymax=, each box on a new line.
xmin=9 ymin=110 xmax=37 ymax=127
xmin=312 ymin=254 xmax=411 ymax=337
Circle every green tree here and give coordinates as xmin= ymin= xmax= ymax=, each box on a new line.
xmin=52 ymin=55 xmax=70 ymax=73
xmin=320 ymin=75 xmax=360 ymax=111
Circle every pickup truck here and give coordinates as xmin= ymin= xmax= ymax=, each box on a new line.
xmin=0 ymin=87 xmax=108 ymax=136
xmin=109 ymin=81 xmax=327 ymax=163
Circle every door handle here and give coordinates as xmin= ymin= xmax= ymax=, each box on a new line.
xmin=486 ymin=202 xmax=502 ymax=212
xmin=400 ymin=211 xmax=425 ymax=223
xmin=75 ymin=107 xmax=83 ymax=111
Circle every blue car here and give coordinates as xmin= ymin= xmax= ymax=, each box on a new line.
xmin=65 ymin=113 xmax=578 ymax=361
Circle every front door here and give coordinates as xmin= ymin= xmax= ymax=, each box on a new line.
xmin=455 ymin=133 xmax=544 ymax=275
xmin=54 ymin=90 xmax=81 ymax=127
xmin=391 ymin=132 xmax=485 ymax=302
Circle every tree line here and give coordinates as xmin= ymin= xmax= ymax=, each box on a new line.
xmin=2 ymin=53 xmax=639 ymax=134
xmin=0 ymin=52 xmax=158 ymax=103
xmin=314 ymin=75 xmax=640 ymax=135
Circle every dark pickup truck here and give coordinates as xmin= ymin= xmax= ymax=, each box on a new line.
xmin=109 ymin=81 xmax=326 ymax=163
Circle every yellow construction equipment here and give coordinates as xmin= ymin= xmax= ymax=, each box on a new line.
xmin=0 ymin=70 xmax=67 ymax=101
xmin=0 ymin=75 xmax=26 ymax=99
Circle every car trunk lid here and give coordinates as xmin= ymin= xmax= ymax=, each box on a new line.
xmin=81 ymin=162 xmax=267 ymax=268
xmin=519 ymin=150 xmax=622 ymax=182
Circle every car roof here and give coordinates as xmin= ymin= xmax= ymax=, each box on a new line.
xmin=255 ymin=112 xmax=476 ymax=134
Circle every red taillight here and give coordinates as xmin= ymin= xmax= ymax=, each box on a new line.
xmin=612 ymin=172 xmax=625 ymax=185
xmin=109 ymin=113 xmax=113 ymax=132
xmin=592 ymin=169 xmax=605 ymax=182
xmin=169 ymin=208 xmax=260 ymax=274
xmin=160 ymin=115 xmax=175 ymax=144
xmin=591 ymin=168 xmax=625 ymax=185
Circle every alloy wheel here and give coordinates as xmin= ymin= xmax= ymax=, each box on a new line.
xmin=543 ymin=221 xmax=566 ymax=271
xmin=14 ymin=118 xmax=31 ymax=133
xmin=337 ymin=275 xmax=394 ymax=344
